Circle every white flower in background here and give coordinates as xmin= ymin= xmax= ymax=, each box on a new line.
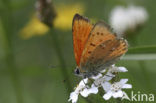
xmin=103 ymin=79 xmax=132 ymax=100
xmin=109 ymin=5 xmax=148 ymax=37
xmin=68 ymin=65 xmax=132 ymax=103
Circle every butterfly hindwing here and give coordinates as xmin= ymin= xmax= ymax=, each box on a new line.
xmin=72 ymin=14 xmax=93 ymax=66
xmin=81 ymin=38 xmax=128 ymax=73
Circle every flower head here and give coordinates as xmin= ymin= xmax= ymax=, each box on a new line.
xmin=68 ymin=65 xmax=132 ymax=103
xmin=102 ymin=79 xmax=132 ymax=100
xmin=68 ymin=78 xmax=98 ymax=103
xmin=20 ymin=16 xmax=49 ymax=39
xmin=80 ymin=84 xmax=98 ymax=97
xmin=108 ymin=65 xmax=128 ymax=74
xmin=109 ymin=5 xmax=148 ymax=37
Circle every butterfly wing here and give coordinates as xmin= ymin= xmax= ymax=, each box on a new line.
xmin=80 ymin=21 xmax=116 ymax=66
xmin=80 ymin=21 xmax=128 ymax=73
xmin=82 ymin=39 xmax=128 ymax=73
xmin=72 ymin=14 xmax=93 ymax=66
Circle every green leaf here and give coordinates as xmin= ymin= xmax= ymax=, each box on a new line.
xmin=123 ymin=54 xmax=156 ymax=60
xmin=127 ymin=45 xmax=156 ymax=54
xmin=122 ymin=45 xmax=156 ymax=60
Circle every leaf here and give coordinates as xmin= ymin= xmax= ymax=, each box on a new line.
xmin=121 ymin=45 xmax=156 ymax=60
xmin=127 ymin=45 xmax=156 ymax=54
xmin=122 ymin=54 xmax=156 ymax=60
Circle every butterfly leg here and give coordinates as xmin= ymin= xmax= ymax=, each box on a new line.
xmin=105 ymin=74 xmax=114 ymax=77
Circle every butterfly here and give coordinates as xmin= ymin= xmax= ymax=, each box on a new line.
xmin=72 ymin=14 xmax=128 ymax=78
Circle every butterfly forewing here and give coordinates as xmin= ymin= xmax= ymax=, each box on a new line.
xmin=72 ymin=14 xmax=93 ymax=66
xmin=80 ymin=21 xmax=116 ymax=67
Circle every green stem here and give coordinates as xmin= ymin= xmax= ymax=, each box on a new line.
xmin=1 ymin=1 xmax=23 ymax=102
xmin=4 ymin=41 xmax=23 ymax=103
xmin=36 ymin=0 xmax=72 ymax=99
xmin=49 ymin=29 xmax=72 ymax=93
xmin=0 ymin=16 xmax=23 ymax=103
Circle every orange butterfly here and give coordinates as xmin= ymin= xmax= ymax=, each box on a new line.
xmin=72 ymin=14 xmax=128 ymax=78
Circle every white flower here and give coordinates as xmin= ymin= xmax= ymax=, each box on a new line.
xmin=68 ymin=78 xmax=88 ymax=103
xmin=69 ymin=66 xmax=132 ymax=103
xmin=91 ymin=70 xmax=114 ymax=86
xmin=102 ymin=79 xmax=132 ymax=100
xmin=108 ymin=65 xmax=128 ymax=74
xmin=93 ymin=74 xmax=114 ymax=86
xmin=80 ymin=84 xmax=98 ymax=97
xmin=68 ymin=78 xmax=99 ymax=103
xmin=109 ymin=5 xmax=148 ymax=36
xmin=68 ymin=92 xmax=78 ymax=103
xmin=91 ymin=73 xmax=103 ymax=80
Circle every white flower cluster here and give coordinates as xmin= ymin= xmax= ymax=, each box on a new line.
xmin=68 ymin=65 xmax=132 ymax=103
xmin=109 ymin=5 xmax=148 ymax=37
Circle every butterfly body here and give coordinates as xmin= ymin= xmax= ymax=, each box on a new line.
xmin=72 ymin=14 xmax=128 ymax=78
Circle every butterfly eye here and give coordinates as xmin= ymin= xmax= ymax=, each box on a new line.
xmin=74 ymin=67 xmax=80 ymax=75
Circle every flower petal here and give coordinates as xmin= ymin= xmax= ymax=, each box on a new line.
xmin=75 ymin=78 xmax=88 ymax=93
xmin=122 ymin=84 xmax=132 ymax=89
xmin=102 ymin=82 xmax=111 ymax=92
xmin=104 ymin=73 xmax=114 ymax=81
xmin=100 ymin=69 xmax=106 ymax=73
xmin=91 ymin=73 xmax=102 ymax=80
xmin=119 ymin=79 xmax=128 ymax=85
xmin=112 ymin=90 xmax=123 ymax=98
xmin=90 ymin=84 xmax=99 ymax=94
xmin=103 ymin=91 xmax=112 ymax=100
xmin=118 ymin=67 xmax=128 ymax=72
xmin=94 ymin=75 xmax=112 ymax=86
xmin=80 ymin=84 xmax=98 ymax=97
xmin=68 ymin=92 xmax=78 ymax=103
xmin=79 ymin=78 xmax=88 ymax=86
xmin=108 ymin=65 xmax=128 ymax=73
xmin=80 ymin=88 xmax=90 ymax=97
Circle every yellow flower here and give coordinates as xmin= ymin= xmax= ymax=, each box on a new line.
xmin=20 ymin=3 xmax=85 ymax=39
xmin=20 ymin=16 xmax=49 ymax=39
xmin=54 ymin=3 xmax=84 ymax=30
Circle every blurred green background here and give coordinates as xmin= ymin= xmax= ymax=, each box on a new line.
xmin=0 ymin=0 xmax=156 ymax=103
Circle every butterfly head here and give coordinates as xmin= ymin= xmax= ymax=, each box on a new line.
xmin=74 ymin=66 xmax=83 ymax=76
xmin=74 ymin=66 xmax=97 ymax=78
xmin=74 ymin=66 xmax=88 ymax=78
